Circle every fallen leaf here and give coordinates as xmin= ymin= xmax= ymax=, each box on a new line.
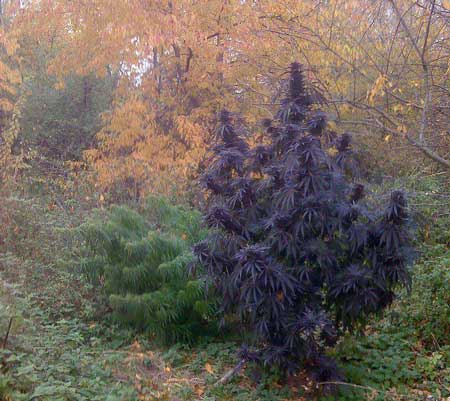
xmin=194 ymin=385 xmax=205 ymax=396
xmin=205 ymin=362 xmax=214 ymax=374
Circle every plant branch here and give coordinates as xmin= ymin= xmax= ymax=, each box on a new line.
xmin=214 ymin=359 xmax=246 ymax=386
xmin=2 ymin=317 xmax=13 ymax=349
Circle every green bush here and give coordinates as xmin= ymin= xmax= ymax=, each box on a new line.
xmin=391 ymin=174 xmax=450 ymax=346
xmin=400 ymin=244 xmax=450 ymax=346
xmin=0 ymin=195 xmax=80 ymax=265
xmin=79 ymin=197 xmax=216 ymax=343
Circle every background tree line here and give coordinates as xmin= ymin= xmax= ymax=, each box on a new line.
xmin=0 ymin=0 xmax=448 ymax=202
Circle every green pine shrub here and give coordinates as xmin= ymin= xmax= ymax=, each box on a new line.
xmin=142 ymin=195 xmax=207 ymax=243
xmin=79 ymin=198 xmax=216 ymax=343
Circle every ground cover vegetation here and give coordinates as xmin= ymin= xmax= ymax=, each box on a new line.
xmin=0 ymin=175 xmax=448 ymax=401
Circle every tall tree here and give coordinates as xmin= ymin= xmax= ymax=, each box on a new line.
xmin=10 ymin=0 xmax=449 ymax=195
xmin=0 ymin=0 xmax=23 ymax=182
xmin=251 ymin=0 xmax=450 ymax=170
xmin=13 ymin=0 xmax=296 ymax=198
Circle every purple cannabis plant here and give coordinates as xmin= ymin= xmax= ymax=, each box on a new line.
xmin=194 ymin=63 xmax=412 ymax=382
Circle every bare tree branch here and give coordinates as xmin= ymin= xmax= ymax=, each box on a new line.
xmin=387 ymin=0 xmax=450 ymax=169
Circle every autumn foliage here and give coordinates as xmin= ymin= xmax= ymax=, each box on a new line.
xmin=0 ymin=0 xmax=448 ymax=397
xmin=0 ymin=0 xmax=447 ymax=197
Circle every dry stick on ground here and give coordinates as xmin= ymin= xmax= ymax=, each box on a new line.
xmin=2 ymin=317 xmax=13 ymax=349
xmin=214 ymin=359 xmax=246 ymax=386
xmin=317 ymin=381 xmax=415 ymax=400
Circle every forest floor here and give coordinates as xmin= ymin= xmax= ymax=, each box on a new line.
xmin=0 ymin=252 xmax=300 ymax=401
xmin=0 ymin=178 xmax=449 ymax=401
xmin=0 ymin=249 xmax=448 ymax=401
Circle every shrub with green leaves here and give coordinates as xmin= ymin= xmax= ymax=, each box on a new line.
xmin=79 ymin=197 xmax=215 ymax=343
xmin=402 ymin=244 xmax=450 ymax=346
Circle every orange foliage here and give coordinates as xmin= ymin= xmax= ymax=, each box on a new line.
xmin=0 ymin=6 xmax=24 ymax=182
xmin=15 ymin=0 xmax=264 ymax=197
xmin=4 ymin=0 xmax=449 ymax=193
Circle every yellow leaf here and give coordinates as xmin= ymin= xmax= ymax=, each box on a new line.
xmin=327 ymin=121 xmax=337 ymax=131
xmin=205 ymin=362 xmax=214 ymax=374
xmin=195 ymin=385 xmax=205 ymax=396
xmin=327 ymin=148 xmax=338 ymax=157
xmin=392 ymin=104 xmax=403 ymax=113
xmin=367 ymin=75 xmax=387 ymax=105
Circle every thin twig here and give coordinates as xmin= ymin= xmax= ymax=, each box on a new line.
xmin=2 ymin=317 xmax=13 ymax=349
xmin=317 ymin=381 xmax=412 ymax=399
xmin=317 ymin=380 xmax=378 ymax=392
xmin=214 ymin=359 xmax=246 ymax=386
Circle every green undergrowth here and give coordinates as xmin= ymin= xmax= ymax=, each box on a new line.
xmin=0 ymin=252 xmax=297 ymax=401
xmin=0 ymin=253 xmax=137 ymax=401
xmin=0 ymin=175 xmax=448 ymax=400
xmin=324 ymin=174 xmax=450 ymax=401
xmin=0 ymin=261 xmax=442 ymax=401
